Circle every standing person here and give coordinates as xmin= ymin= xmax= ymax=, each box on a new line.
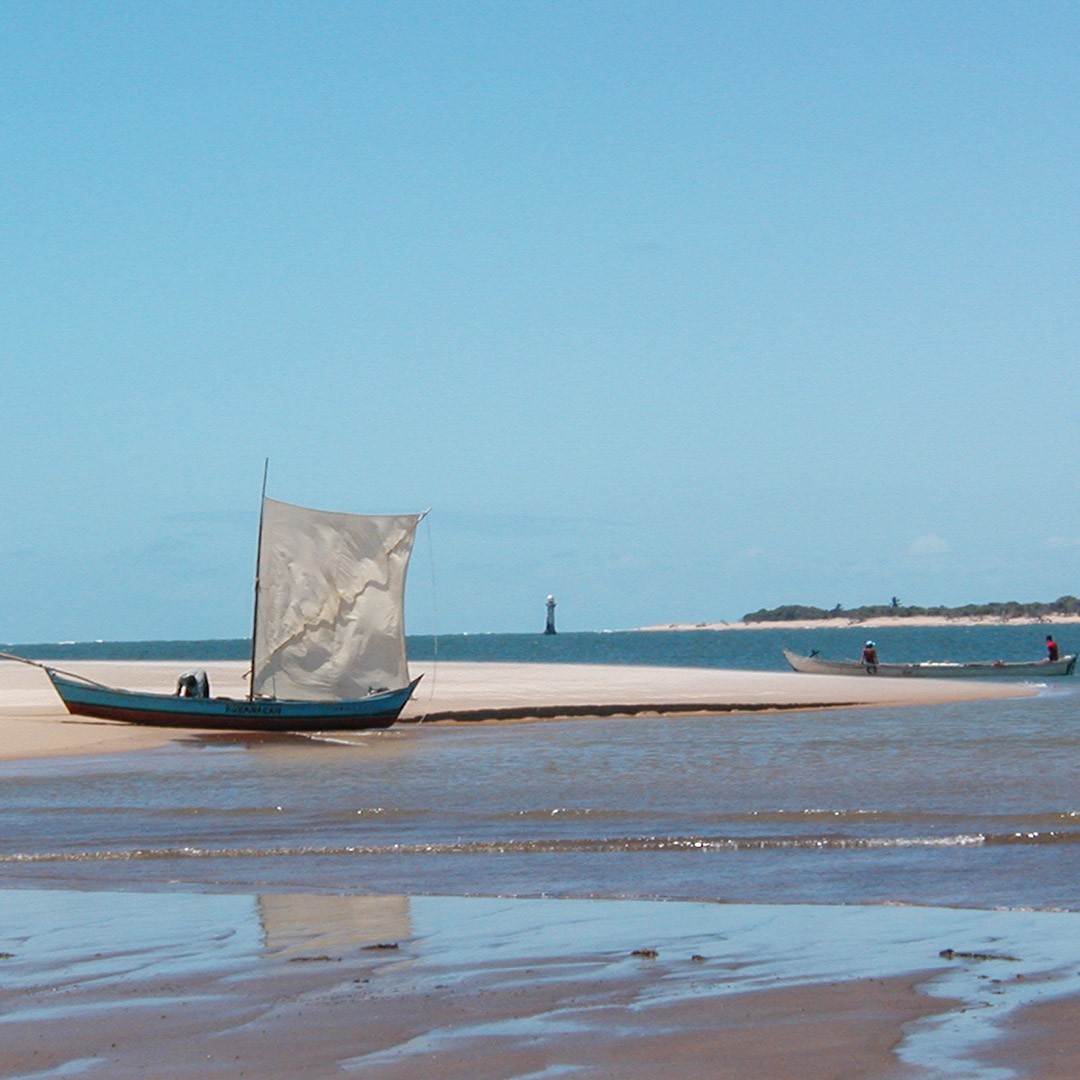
xmin=861 ymin=640 xmax=878 ymax=668
xmin=1046 ymin=634 xmax=1060 ymax=662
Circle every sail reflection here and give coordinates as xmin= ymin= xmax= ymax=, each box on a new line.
xmin=257 ymin=893 xmax=412 ymax=959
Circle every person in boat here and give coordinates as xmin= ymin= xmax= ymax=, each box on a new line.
xmin=861 ymin=641 xmax=878 ymax=667
xmin=175 ymin=669 xmax=210 ymax=697
xmin=1046 ymin=635 xmax=1060 ymax=662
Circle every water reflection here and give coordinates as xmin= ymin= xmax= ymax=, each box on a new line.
xmin=258 ymin=893 xmax=411 ymax=959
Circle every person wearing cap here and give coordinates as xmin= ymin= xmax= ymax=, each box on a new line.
xmin=861 ymin=640 xmax=878 ymax=667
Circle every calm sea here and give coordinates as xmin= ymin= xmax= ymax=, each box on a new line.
xmin=4 ymin=622 xmax=1073 ymax=667
xmin=2 ymin=625 xmax=1079 ymax=911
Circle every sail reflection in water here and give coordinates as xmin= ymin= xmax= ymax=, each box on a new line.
xmin=258 ymin=894 xmax=411 ymax=959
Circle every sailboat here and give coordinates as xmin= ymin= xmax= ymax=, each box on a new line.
xmin=7 ymin=495 xmax=424 ymax=731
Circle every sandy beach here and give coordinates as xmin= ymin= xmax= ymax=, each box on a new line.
xmin=0 ymin=655 xmax=1035 ymax=760
xmin=0 ymin=654 xmax=1072 ymax=1079
xmin=640 ymin=614 xmax=1080 ymax=631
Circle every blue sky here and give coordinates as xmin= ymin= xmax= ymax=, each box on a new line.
xmin=3 ymin=1 xmax=1080 ymax=640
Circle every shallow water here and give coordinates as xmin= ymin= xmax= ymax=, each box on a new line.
xmin=3 ymin=676 xmax=1080 ymax=909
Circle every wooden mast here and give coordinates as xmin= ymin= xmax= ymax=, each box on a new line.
xmin=248 ymin=459 xmax=269 ymax=701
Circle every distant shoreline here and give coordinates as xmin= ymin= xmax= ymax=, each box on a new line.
xmin=637 ymin=615 xmax=1080 ymax=632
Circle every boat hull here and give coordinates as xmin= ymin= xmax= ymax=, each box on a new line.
xmin=782 ymin=649 xmax=1077 ymax=678
xmin=46 ymin=671 xmax=422 ymax=731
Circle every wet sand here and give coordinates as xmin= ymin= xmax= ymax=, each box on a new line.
xmin=4 ymin=890 xmax=1080 ymax=1080
xmin=0 ymin=962 xmax=944 ymax=1080
xmin=994 ymin=994 xmax=1080 ymax=1079
xmin=0 ymin=656 xmax=1035 ymax=760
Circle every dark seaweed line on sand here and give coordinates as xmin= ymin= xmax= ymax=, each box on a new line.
xmin=402 ymin=701 xmax=862 ymax=722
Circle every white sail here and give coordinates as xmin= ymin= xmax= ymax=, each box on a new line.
xmin=252 ymin=498 xmax=420 ymax=701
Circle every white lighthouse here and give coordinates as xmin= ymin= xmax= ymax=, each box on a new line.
xmin=544 ymin=595 xmax=556 ymax=635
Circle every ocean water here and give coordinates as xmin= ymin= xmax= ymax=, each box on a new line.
xmin=4 ymin=621 xmax=1072 ymax=668
xmin=1 ymin=625 xmax=1079 ymax=910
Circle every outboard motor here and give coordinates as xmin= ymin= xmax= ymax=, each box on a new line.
xmin=175 ymin=669 xmax=210 ymax=698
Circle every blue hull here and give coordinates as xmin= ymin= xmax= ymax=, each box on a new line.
xmin=47 ymin=671 xmax=421 ymax=731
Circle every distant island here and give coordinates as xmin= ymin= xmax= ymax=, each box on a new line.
xmin=637 ymin=596 xmax=1080 ymax=632
xmin=742 ymin=597 xmax=1080 ymax=623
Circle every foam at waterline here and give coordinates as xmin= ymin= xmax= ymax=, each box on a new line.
xmin=8 ymin=827 xmax=1080 ymax=863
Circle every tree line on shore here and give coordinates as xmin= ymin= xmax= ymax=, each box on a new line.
xmin=743 ymin=596 xmax=1080 ymax=623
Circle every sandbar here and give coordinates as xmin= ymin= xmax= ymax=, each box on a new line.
xmin=0 ymin=656 xmax=1036 ymax=761
xmin=402 ymin=659 xmax=1035 ymax=722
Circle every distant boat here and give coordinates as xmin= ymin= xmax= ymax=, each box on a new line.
xmin=783 ymin=648 xmax=1077 ymax=679
xmin=5 ymin=493 xmax=425 ymax=730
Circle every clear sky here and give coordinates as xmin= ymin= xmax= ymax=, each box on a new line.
xmin=3 ymin=1 xmax=1080 ymax=641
